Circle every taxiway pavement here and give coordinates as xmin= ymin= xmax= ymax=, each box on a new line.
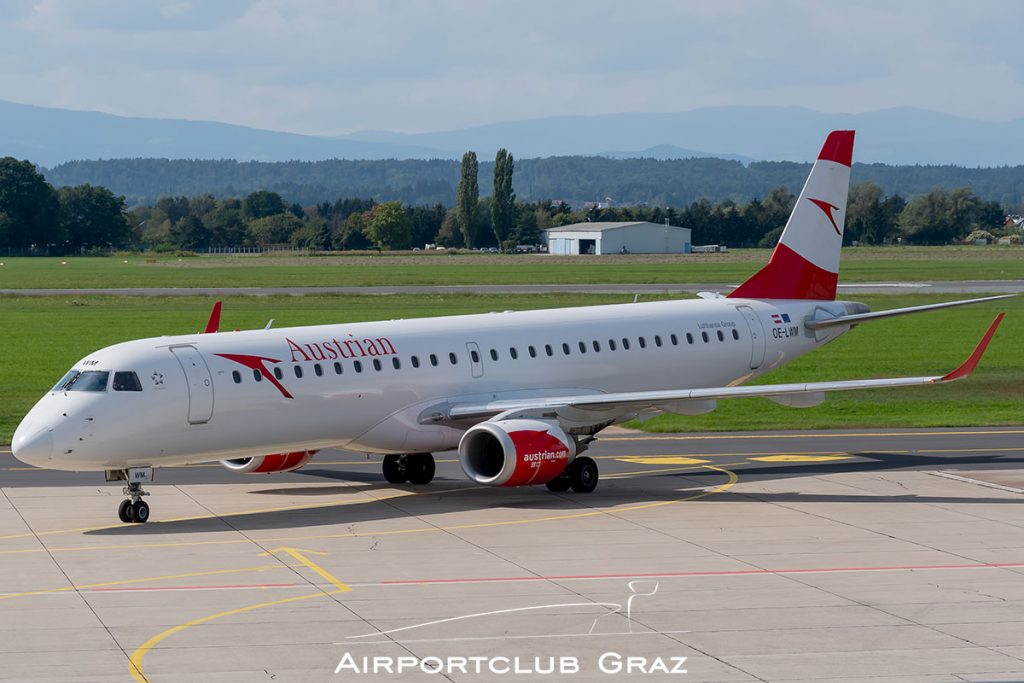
xmin=1 ymin=426 xmax=1022 ymax=682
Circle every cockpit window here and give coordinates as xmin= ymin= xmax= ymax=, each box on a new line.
xmin=65 ymin=371 xmax=109 ymax=392
xmin=113 ymin=371 xmax=142 ymax=392
xmin=52 ymin=370 xmax=79 ymax=392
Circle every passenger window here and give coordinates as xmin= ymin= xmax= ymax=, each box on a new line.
xmin=510 ymin=347 xmax=518 ymax=360
xmin=562 ymin=343 xmax=570 ymax=355
xmin=639 ymin=337 xmax=647 ymax=348
xmin=273 ymin=367 xmax=284 ymax=380
xmin=609 ymin=339 xmax=617 ymax=351
xmin=489 ymin=349 xmax=498 ymax=361
xmin=430 ymin=354 xmax=438 ymax=367
xmin=471 ymin=349 xmax=481 ymax=363
xmin=449 ymin=352 xmax=458 ymax=365
xmin=334 ymin=361 xmax=343 ymax=374
xmin=593 ymin=340 xmax=601 ymax=352
xmin=113 ymin=371 xmax=143 ymax=392
xmin=732 ymin=329 xmax=740 ymax=340
xmin=545 ymin=344 xmax=553 ymax=357
xmin=578 ymin=341 xmax=586 ymax=354
xmin=670 ymin=334 xmax=678 ymax=346
xmin=702 ymin=331 xmax=709 ymax=343
xmin=354 ymin=360 xmax=363 ymax=373
xmin=686 ymin=332 xmax=694 ymax=344
xmin=373 ymin=359 xmax=382 ymax=371
xmin=314 ymin=364 xmax=323 ymax=377
xmin=231 ymin=370 xmax=242 ymax=384
xmin=654 ymin=335 xmax=662 ymax=347
xmin=66 ymin=371 xmax=109 ymax=392
xmin=294 ymin=365 xmax=303 ymax=378
xmin=392 ymin=357 xmax=401 ymax=370
xmin=622 ymin=338 xmax=630 ymax=350
xmin=253 ymin=369 xmax=262 ymax=382
xmin=717 ymin=330 xmax=725 ymax=342
xmin=411 ymin=356 xmax=420 ymax=368
xmin=528 ymin=346 xmax=536 ymax=358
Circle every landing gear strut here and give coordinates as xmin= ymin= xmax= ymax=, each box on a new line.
xmin=382 ymin=453 xmax=435 ymax=486
xmin=118 ymin=481 xmax=150 ymax=524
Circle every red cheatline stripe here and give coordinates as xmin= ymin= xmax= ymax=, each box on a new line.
xmin=379 ymin=562 xmax=1024 ymax=585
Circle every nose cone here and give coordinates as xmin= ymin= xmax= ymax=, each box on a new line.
xmin=11 ymin=425 xmax=53 ymax=468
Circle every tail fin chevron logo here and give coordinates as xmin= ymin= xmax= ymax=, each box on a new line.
xmin=807 ymin=198 xmax=841 ymax=235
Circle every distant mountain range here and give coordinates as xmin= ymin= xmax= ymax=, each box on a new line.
xmin=2 ymin=98 xmax=1023 ymax=167
xmin=597 ymin=144 xmax=755 ymax=163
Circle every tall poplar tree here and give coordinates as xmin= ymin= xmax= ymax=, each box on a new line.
xmin=491 ymin=148 xmax=515 ymax=247
xmin=456 ymin=151 xmax=479 ymax=247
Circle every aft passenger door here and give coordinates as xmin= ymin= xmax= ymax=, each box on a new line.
xmin=736 ymin=305 xmax=766 ymax=369
xmin=170 ymin=346 xmax=215 ymax=424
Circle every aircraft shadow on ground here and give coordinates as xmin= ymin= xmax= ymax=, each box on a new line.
xmin=83 ymin=452 xmax=1023 ymax=537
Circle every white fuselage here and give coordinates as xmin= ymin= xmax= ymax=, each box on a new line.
xmin=12 ymin=297 xmax=853 ymax=471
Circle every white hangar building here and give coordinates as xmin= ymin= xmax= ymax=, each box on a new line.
xmin=545 ymin=221 xmax=692 ymax=255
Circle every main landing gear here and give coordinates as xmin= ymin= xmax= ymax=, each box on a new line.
xmin=545 ymin=456 xmax=599 ymax=494
xmin=118 ymin=481 xmax=150 ymax=524
xmin=382 ymin=453 xmax=436 ymax=486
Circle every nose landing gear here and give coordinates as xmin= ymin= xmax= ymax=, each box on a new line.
xmin=118 ymin=482 xmax=150 ymax=523
xmin=106 ymin=469 xmax=152 ymax=523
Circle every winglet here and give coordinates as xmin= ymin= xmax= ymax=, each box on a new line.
xmin=204 ymin=300 xmax=222 ymax=334
xmin=940 ymin=313 xmax=1004 ymax=382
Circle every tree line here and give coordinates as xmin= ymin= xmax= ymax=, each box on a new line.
xmin=44 ymin=156 xmax=1024 ymax=210
xmin=0 ymin=154 xmax=1017 ymax=255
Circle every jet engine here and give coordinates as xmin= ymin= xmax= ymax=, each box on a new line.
xmin=458 ymin=419 xmax=575 ymax=487
xmin=220 ymin=450 xmax=317 ymax=474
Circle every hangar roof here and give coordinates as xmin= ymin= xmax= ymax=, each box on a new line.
xmin=545 ymin=221 xmax=689 ymax=233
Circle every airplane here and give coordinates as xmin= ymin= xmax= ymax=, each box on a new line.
xmin=10 ymin=130 xmax=1010 ymax=523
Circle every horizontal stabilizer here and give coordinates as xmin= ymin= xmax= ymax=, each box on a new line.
xmin=807 ymin=295 xmax=1014 ymax=330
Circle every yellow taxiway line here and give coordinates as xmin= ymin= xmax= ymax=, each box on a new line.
xmin=129 ymin=587 xmax=350 ymax=683
xmin=0 ymin=563 xmax=298 ymax=602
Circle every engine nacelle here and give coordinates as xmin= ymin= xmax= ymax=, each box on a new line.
xmin=459 ymin=419 xmax=575 ymax=487
xmin=220 ymin=450 xmax=317 ymax=474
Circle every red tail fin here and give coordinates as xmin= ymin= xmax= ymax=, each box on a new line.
xmin=729 ymin=130 xmax=854 ymax=300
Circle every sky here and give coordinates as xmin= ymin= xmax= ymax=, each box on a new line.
xmin=0 ymin=0 xmax=1021 ymax=135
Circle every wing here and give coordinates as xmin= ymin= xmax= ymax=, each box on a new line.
xmin=438 ymin=313 xmax=1004 ymax=423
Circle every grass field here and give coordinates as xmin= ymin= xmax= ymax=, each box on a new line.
xmin=0 ymin=246 xmax=1022 ymax=289
xmin=1 ymin=292 xmax=1019 ymax=444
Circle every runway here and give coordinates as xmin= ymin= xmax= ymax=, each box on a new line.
xmin=2 ymin=279 xmax=1023 ymax=296
xmin=1 ymin=427 xmax=1022 ymax=682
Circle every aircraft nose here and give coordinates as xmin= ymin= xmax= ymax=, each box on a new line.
xmin=11 ymin=427 xmax=53 ymax=467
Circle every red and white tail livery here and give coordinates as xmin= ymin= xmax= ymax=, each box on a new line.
xmin=10 ymin=129 xmax=1011 ymax=524
xmin=729 ymin=130 xmax=854 ymax=300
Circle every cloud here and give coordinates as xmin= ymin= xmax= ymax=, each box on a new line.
xmin=0 ymin=0 xmax=1021 ymax=134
